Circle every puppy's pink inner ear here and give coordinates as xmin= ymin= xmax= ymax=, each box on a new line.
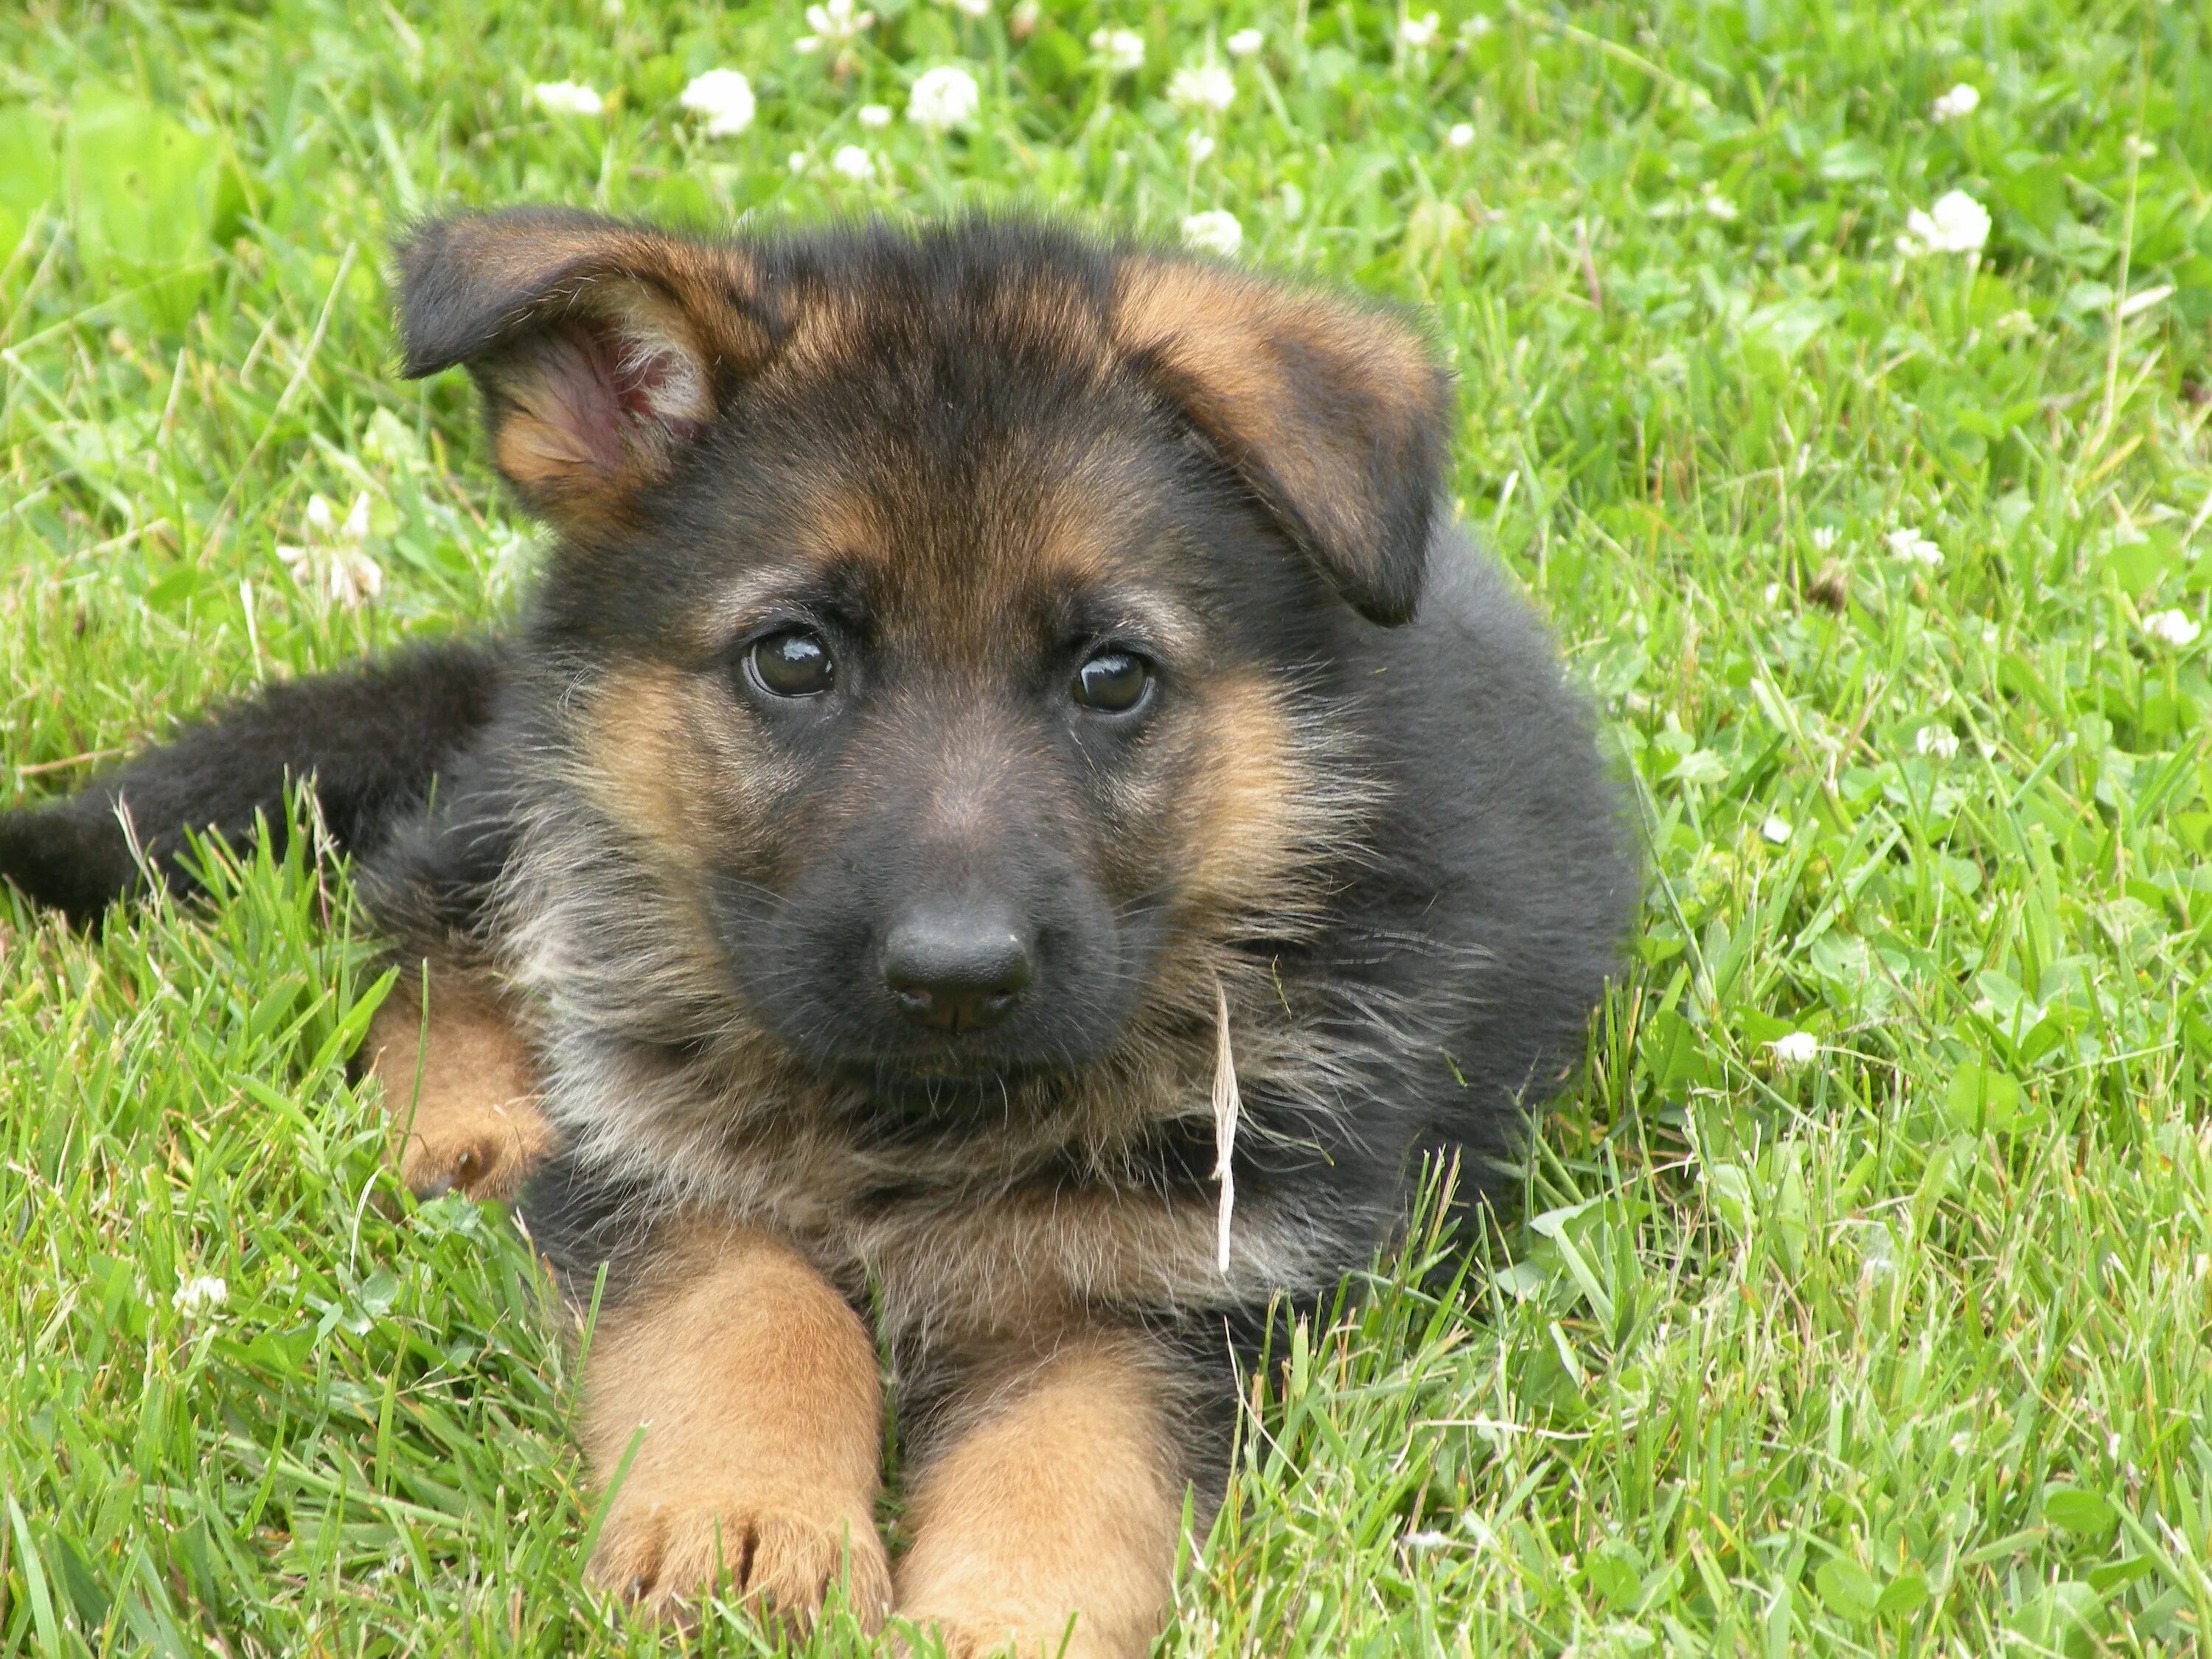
xmin=503 ymin=324 xmax=627 ymax=478
xmin=493 ymin=296 xmax=713 ymax=492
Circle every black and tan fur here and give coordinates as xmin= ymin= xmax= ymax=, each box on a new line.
xmin=1 ymin=212 xmax=1635 ymax=1655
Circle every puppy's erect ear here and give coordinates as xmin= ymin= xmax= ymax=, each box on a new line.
xmin=1112 ymin=257 xmax=1450 ymax=625
xmin=394 ymin=209 xmax=779 ymax=533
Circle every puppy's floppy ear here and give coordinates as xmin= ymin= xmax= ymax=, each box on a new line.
xmin=394 ymin=209 xmax=779 ymax=533
xmin=1112 ymin=256 xmax=1450 ymax=625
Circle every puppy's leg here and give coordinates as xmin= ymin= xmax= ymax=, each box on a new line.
xmin=361 ymin=962 xmax=553 ymax=1201
xmin=582 ymin=1221 xmax=892 ymax=1630
xmin=895 ymin=1335 xmax=1188 ymax=1659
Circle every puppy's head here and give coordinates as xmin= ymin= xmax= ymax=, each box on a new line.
xmin=398 ymin=212 xmax=1450 ymax=1086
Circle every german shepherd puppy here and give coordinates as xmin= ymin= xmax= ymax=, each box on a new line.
xmin=0 ymin=212 xmax=1632 ymax=1655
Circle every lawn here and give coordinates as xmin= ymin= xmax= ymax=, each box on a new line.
xmin=4 ymin=0 xmax=2211 ymax=1652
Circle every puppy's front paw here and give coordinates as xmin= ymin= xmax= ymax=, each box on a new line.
xmin=588 ymin=1492 xmax=891 ymax=1630
xmin=580 ymin=1222 xmax=892 ymax=1633
xmin=395 ymin=1096 xmax=552 ymax=1202
xmin=894 ymin=1339 xmax=1181 ymax=1659
xmin=364 ymin=979 xmax=554 ymax=1201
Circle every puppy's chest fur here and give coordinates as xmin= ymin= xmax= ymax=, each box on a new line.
xmin=530 ymin=1004 xmax=1347 ymax=1348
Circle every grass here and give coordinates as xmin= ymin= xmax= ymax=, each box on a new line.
xmin=3 ymin=0 xmax=2211 ymax=1652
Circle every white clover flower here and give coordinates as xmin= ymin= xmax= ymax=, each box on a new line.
xmin=1885 ymin=526 xmax=1943 ymax=568
xmin=278 ymin=491 xmax=383 ymax=609
xmin=1185 ymin=129 xmax=1216 ymax=164
xmin=679 ymin=69 xmax=756 ymax=136
xmin=1464 ymin=13 xmax=1496 ymax=37
xmin=2125 ymin=135 xmax=2157 ymax=161
xmin=1702 ymin=189 xmax=1739 ymax=221
xmin=1810 ymin=525 xmax=1840 ymax=551
xmin=1444 ymin=121 xmax=1475 ymax=150
xmin=1169 ymin=63 xmax=1237 ymax=113
xmin=339 ymin=493 xmax=375 ymax=561
xmin=1226 ymin=27 xmax=1264 ymax=58
xmin=1930 ymin=83 xmax=1980 ymax=122
xmin=173 ymin=1275 xmax=229 ymax=1317
xmin=1009 ymin=0 xmax=1042 ymax=37
xmin=1398 ymin=11 xmax=1441 ymax=49
xmin=796 ymin=0 xmax=875 ymax=53
xmin=532 ymin=80 xmax=605 ymax=117
xmin=1090 ymin=27 xmax=1146 ymax=73
xmin=1761 ymin=815 xmax=1793 ymax=845
xmin=858 ymin=102 xmax=892 ymax=129
xmin=787 ymin=150 xmax=811 ymax=173
xmin=1180 ymin=209 xmax=1242 ymax=257
xmin=361 ymin=407 xmax=427 ymax=475
xmin=1767 ymin=1030 xmax=1818 ymax=1065
xmin=949 ymin=0 xmax=992 ymax=16
xmin=1899 ymin=189 xmax=1990 ymax=256
xmin=2143 ymin=608 xmax=2202 ymax=648
xmin=830 ymin=145 xmax=876 ymax=181
xmin=480 ymin=524 xmax=535 ymax=600
xmin=908 ymin=64 xmax=981 ymax=131
xmin=1916 ymin=726 xmax=1961 ymax=761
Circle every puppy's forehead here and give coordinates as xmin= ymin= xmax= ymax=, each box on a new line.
xmin=695 ymin=276 xmax=1197 ymax=651
xmin=734 ymin=439 xmax=1191 ymax=653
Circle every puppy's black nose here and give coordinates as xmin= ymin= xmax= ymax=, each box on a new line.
xmin=883 ymin=905 xmax=1034 ymax=1034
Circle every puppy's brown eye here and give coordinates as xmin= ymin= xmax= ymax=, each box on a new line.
xmin=1072 ymin=650 xmax=1151 ymax=714
xmin=748 ymin=629 xmax=835 ymax=698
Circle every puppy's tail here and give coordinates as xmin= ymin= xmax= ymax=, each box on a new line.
xmin=0 ymin=640 xmax=503 ymax=926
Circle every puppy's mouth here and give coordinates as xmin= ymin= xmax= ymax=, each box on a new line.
xmin=837 ymin=1034 xmax=1067 ymax=1093
xmin=836 ymin=1055 xmax=1063 ymax=1133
